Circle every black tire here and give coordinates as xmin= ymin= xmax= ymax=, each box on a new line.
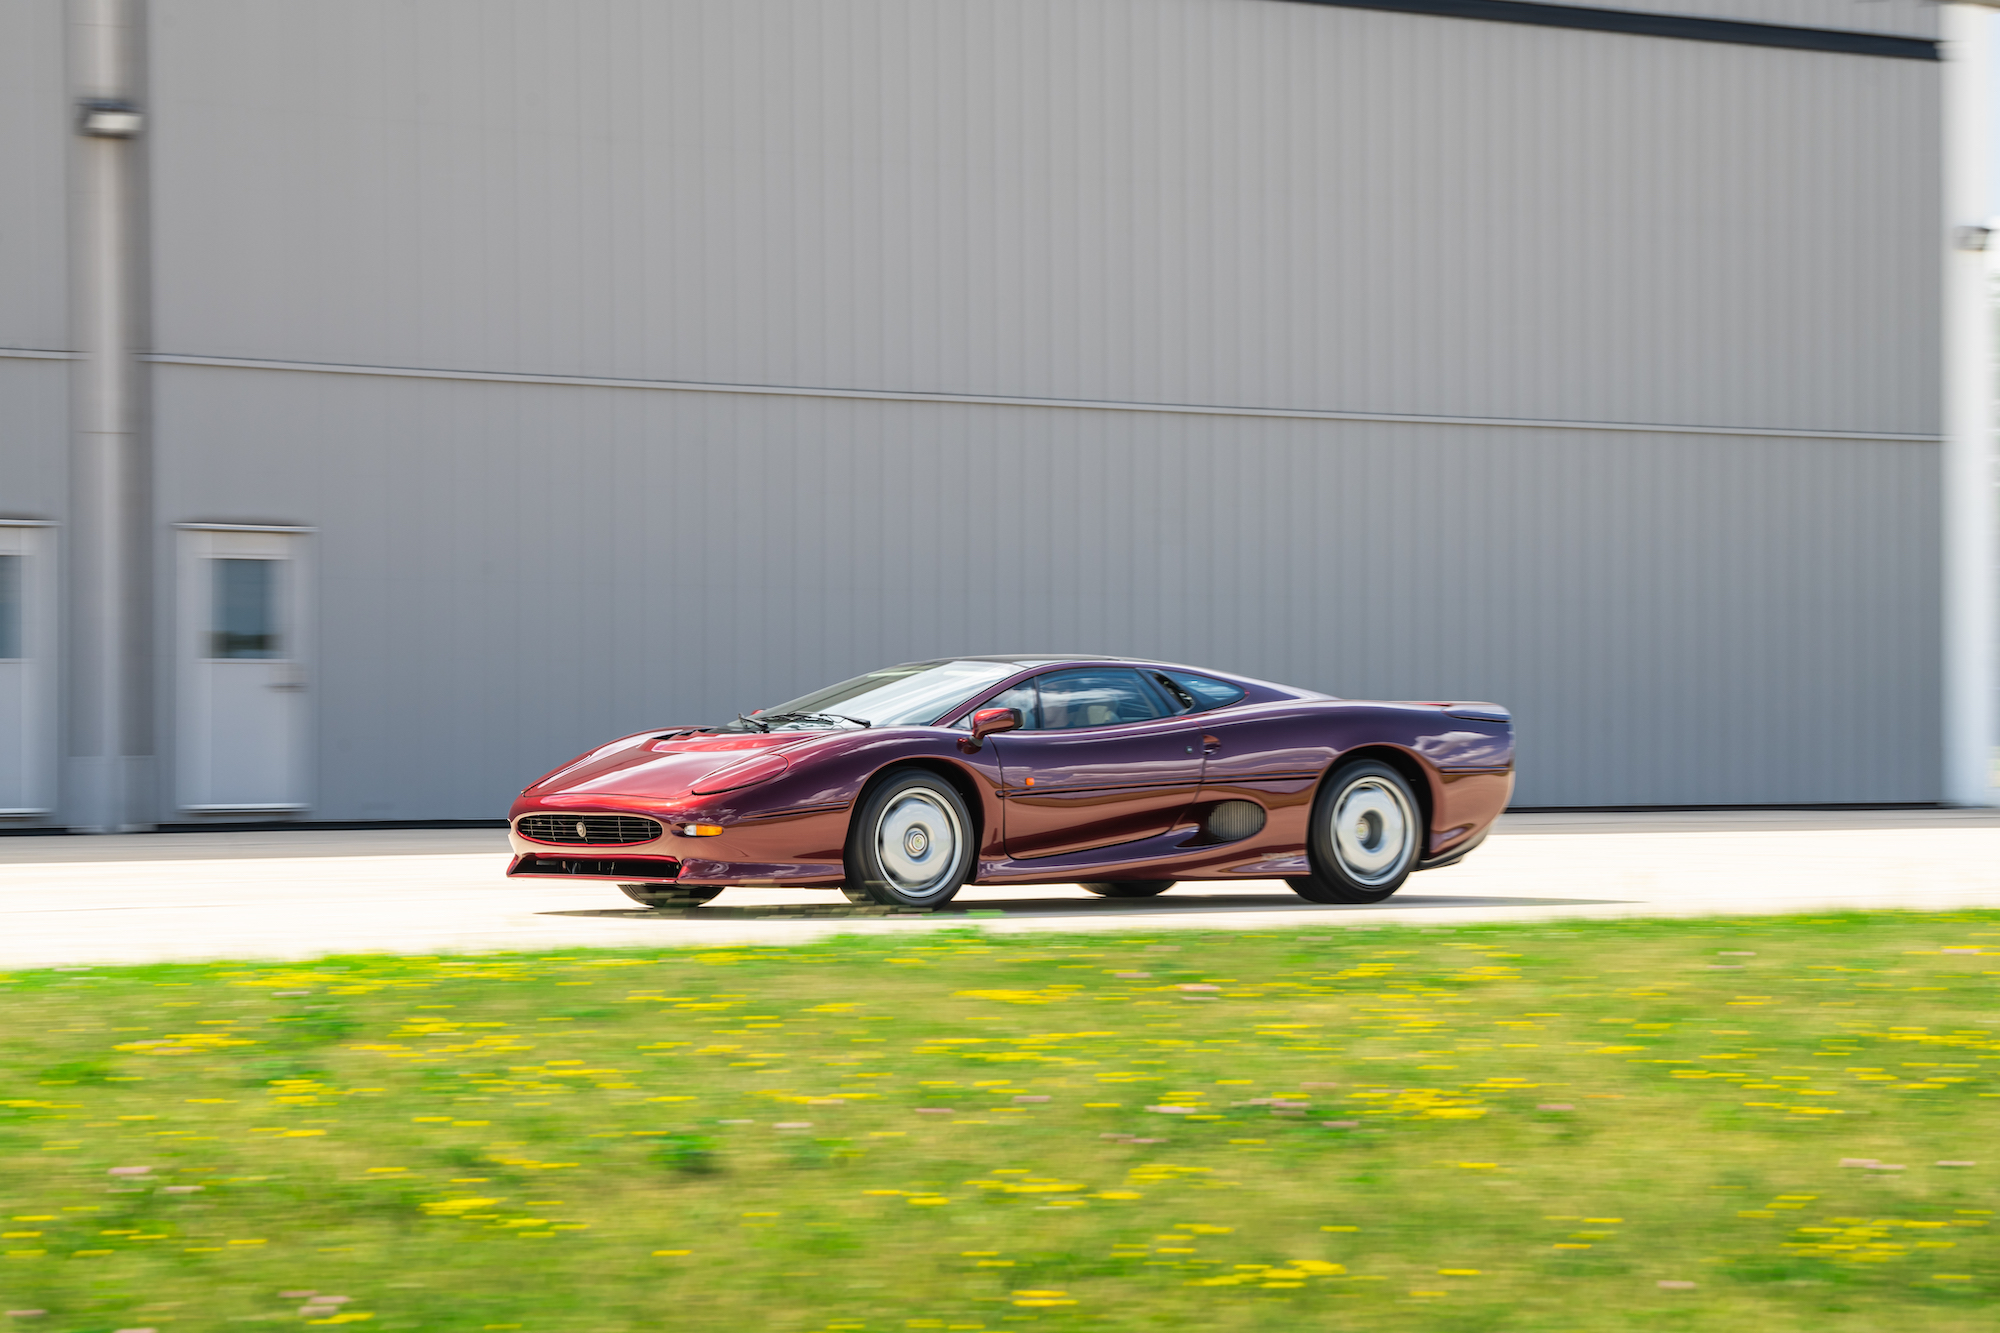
xmin=841 ymin=768 xmax=975 ymax=909
xmin=1079 ymin=880 xmax=1176 ymax=898
xmin=1286 ymin=760 xmax=1422 ymax=904
xmin=618 ymin=883 xmax=724 ymax=909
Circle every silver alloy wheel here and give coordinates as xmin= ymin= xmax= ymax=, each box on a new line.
xmin=1329 ymin=775 xmax=1416 ymax=886
xmin=875 ymin=790 xmax=963 ymax=895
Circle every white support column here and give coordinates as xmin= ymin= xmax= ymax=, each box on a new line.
xmin=66 ymin=0 xmax=152 ymax=831
xmin=1941 ymin=4 xmax=1997 ymax=807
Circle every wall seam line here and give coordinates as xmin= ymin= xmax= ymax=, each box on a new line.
xmin=107 ymin=351 xmax=1941 ymax=443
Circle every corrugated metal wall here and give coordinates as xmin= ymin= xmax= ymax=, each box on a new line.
xmin=155 ymin=366 xmax=1940 ymax=812
xmin=150 ymin=0 xmax=1939 ymax=433
xmin=2 ymin=0 xmax=1949 ymax=819
xmin=0 ymin=0 xmax=71 ymax=355
xmin=0 ymin=0 xmax=72 ymax=522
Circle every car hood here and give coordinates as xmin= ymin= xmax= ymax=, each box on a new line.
xmin=525 ymin=730 xmax=832 ymax=801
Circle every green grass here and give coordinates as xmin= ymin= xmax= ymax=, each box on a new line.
xmin=2 ymin=913 xmax=1997 ymax=1332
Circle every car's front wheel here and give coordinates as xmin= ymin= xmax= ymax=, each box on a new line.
xmin=618 ymin=883 xmax=724 ymax=909
xmin=1079 ymin=880 xmax=1176 ymax=897
xmin=1287 ymin=760 xmax=1421 ymax=904
xmin=841 ymin=769 xmax=975 ymax=909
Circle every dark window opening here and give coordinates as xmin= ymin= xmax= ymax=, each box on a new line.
xmin=0 ymin=555 xmax=20 ymax=660
xmin=210 ymin=558 xmax=281 ymax=659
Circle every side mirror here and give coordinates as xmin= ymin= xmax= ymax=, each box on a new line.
xmin=959 ymin=706 xmax=1022 ymax=751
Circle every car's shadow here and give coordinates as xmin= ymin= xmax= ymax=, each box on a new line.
xmin=541 ymin=892 xmax=1627 ymax=922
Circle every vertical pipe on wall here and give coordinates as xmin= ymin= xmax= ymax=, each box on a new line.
xmin=66 ymin=0 xmax=152 ymax=831
xmin=1941 ymin=5 xmax=1996 ymax=806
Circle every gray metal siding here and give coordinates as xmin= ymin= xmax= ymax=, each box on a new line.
xmin=150 ymin=0 xmax=1939 ymax=435
xmin=28 ymin=0 xmax=1934 ymax=819
xmin=0 ymin=0 xmax=72 ymax=353
xmin=0 ymin=0 xmax=74 ymax=831
xmin=0 ymin=360 xmax=72 ymax=520
xmin=155 ymin=366 xmax=1941 ymax=816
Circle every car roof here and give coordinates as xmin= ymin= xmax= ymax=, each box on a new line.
xmin=903 ymin=656 xmax=1324 ymax=701
xmin=922 ymin=654 xmax=1142 ymax=667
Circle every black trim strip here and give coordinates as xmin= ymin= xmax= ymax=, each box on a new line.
xmin=1286 ymin=0 xmax=1939 ymax=60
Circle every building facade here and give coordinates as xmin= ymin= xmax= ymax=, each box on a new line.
xmin=0 ymin=0 xmax=1990 ymax=828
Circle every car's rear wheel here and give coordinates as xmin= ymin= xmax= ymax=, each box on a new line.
xmin=841 ymin=769 xmax=975 ymax=909
xmin=1079 ymin=880 xmax=1176 ymax=897
xmin=618 ymin=883 xmax=724 ymax=909
xmin=1287 ymin=760 xmax=1421 ymax=904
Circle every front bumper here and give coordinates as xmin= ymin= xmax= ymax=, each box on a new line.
xmin=506 ymin=812 xmax=848 ymax=887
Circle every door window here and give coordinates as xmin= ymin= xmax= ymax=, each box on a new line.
xmin=1031 ymin=669 xmax=1166 ymax=730
xmin=972 ymin=680 xmax=1039 ymax=730
xmin=210 ymin=559 xmax=282 ymax=659
xmin=0 ymin=555 xmax=19 ymax=660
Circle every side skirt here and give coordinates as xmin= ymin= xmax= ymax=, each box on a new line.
xmin=974 ymin=828 xmax=1306 ymax=885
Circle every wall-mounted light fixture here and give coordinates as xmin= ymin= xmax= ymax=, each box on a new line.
xmin=1953 ymin=224 xmax=1992 ymax=252
xmin=77 ymin=98 xmax=143 ymax=138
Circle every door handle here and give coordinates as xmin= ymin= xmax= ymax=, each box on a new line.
xmin=1201 ymin=734 xmax=1222 ymax=755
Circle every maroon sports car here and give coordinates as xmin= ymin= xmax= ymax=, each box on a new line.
xmin=507 ymin=656 xmax=1513 ymax=910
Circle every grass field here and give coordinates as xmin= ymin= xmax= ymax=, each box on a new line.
xmin=2 ymin=912 xmax=1997 ymax=1332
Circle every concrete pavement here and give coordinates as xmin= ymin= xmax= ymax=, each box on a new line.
xmin=3 ymin=808 xmax=1999 ymax=968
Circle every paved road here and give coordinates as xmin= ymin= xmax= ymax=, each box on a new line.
xmin=4 ymin=809 xmax=1999 ymax=968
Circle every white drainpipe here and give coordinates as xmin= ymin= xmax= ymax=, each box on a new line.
xmin=66 ymin=0 xmax=152 ymax=831
xmin=1941 ymin=4 xmax=1996 ymax=806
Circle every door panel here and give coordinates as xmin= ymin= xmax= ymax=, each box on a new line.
xmin=178 ymin=528 xmax=310 ymax=812
xmin=0 ymin=525 xmax=55 ymax=816
xmin=989 ymin=724 xmax=1204 ymax=858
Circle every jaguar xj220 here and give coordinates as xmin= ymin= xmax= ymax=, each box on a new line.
xmin=507 ymin=656 xmax=1513 ymax=909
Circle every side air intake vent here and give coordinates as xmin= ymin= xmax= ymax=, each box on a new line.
xmin=517 ymin=813 xmax=663 ymax=845
xmin=1201 ymin=800 xmax=1267 ymax=843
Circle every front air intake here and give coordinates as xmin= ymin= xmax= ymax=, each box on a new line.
xmin=517 ymin=813 xmax=664 ymax=846
xmin=510 ymin=854 xmax=682 ymax=881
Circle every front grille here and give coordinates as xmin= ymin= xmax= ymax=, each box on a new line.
xmin=517 ymin=813 xmax=664 ymax=846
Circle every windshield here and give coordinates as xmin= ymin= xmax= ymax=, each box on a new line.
xmin=726 ymin=660 xmax=1022 ymax=731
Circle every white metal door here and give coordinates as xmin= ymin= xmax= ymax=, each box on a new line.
xmin=0 ymin=523 xmax=56 ymax=817
xmin=178 ymin=527 xmax=310 ymax=812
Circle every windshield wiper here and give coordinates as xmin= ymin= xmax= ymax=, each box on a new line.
xmin=760 ymin=711 xmax=872 ymax=729
xmin=734 ymin=712 xmax=770 ymax=732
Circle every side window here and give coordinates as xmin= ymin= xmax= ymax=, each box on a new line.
xmin=1162 ymin=671 xmax=1247 ymax=712
xmin=1151 ymin=672 xmax=1196 ymax=712
xmin=986 ymin=681 xmax=1038 ymax=730
xmin=957 ymin=680 xmax=1038 ymax=730
xmin=1033 ymin=669 xmax=1165 ymax=730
